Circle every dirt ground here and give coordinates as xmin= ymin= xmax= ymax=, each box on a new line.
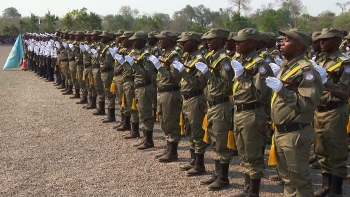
xmin=0 ymin=45 xmax=349 ymax=196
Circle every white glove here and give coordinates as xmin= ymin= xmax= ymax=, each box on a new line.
xmin=84 ymin=44 xmax=90 ymax=51
xmin=269 ymin=63 xmax=281 ymax=77
xmin=231 ymin=60 xmax=244 ymax=77
xmin=266 ymin=77 xmax=283 ymax=93
xmin=275 ymin=57 xmax=283 ymax=65
xmin=149 ymin=55 xmax=161 ymax=70
xmin=55 ymin=41 xmax=61 ymax=49
xmin=86 ymin=47 xmax=91 ymax=54
xmin=62 ymin=42 xmax=67 ymax=48
xmin=80 ymin=44 xmax=85 ymax=52
xmin=314 ymin=65 xmax=327 ymax=84
xmin=309 ymin=59 xmax=318 ymax=67
xmin=68 ymin=44 xmax=75 ymax=51
xmin=195 ymin=62 xmax=209 ymax=74
xmin=346 ymin=47 xmax=349 ymax=51
xmin=113 ymin=46 xmax=119 ymax=53
xmin=173 ymin=61 xmax=185 ymax=72
xmin=91 ymin=49 xmax=98 ymax=58
xmin=114 ymin=54 xmax=125 ymax=64
xmin=124 ymin=55 xmax=134 ymax=66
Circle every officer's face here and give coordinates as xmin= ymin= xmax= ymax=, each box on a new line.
xmin=347 ymin=39 xmax=350 ymax=48
xmin=85 ymin=35 xmax=91 ymax=42
xmin=312 ymin=40 xmax=321 ymax=52
xmin=207 ymin=37 xmax=220 ymax=51
xmin=320 ymin=38 xmax=337 ymax=52
xmin=225 ymin=40 xmax=236 ymax=51
xmin=148 ymin=38 xmax=157 ymax=46
xmin=183 ymin=39 xmax=194 ymax=52
xmin=122 ymin=38 xmax=132 ymax=48
xmin=235 ymin=39 xmax=253 ymax=54
xmin=133 ymin=39 xmax=144 ymax=50
xmin=280 ymin=36 xmax=302 ymax=57
xmin=159 ymin=38 xmax=170 ymax=49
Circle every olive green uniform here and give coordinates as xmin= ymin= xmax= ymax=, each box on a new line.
xmin=233 ymin=50 xmax=272 ymax=178
xmin=68 ymin=44 xmax=78 ymax=89
xmin=203 ymin=48 xmax=233 ymax=164
xmin=61 ymin=40 xmax=70 ymax=86
xmin=315 ymin=50 xmax=350 ymax=178
xmin=272 ymin=55 xmax=323 ymax=197
xmin=126 ymin=47 xmax=156 ymax=131
xmin=157 ymin=47 xmax=182 ymax=143
xmin=75 ymin=42 xmax=85 ymax=95
xmin=83 ymin=41 xmax=96 ymax=97
xmin=92 ymin=43 xmax=104 ymax=102
xmin=180 ymin=50 xmax=208 ymax=154
xmin=100 ymin=42 xmax=115 ymax=108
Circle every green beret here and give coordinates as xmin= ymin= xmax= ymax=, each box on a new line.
xmin=120 ymin=31 xmax=134 ymax=38
xmin=129 ymin=31 xmax=148 ymax=41
xmin=278 ymin=28 xmax=312 ymax=48
xmin=202 ymin=28 xmax=230 ymax=39
xmin=177 ymin=31 xmax=201 ymax=42
xmin=232 ymin=28 xmax=260 ymax=41
xmin=99 ymin=31 xmax=113 ymax=39
xmin=155 ymin=30 xmax=178 ymax=40
xmin=317 ymin=28 xmax=344 ymax=39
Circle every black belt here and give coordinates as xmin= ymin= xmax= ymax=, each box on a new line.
xmin=92 ymin=64 xmax=100 ymax=69
xmin=182 ymin=90 xmax=203 ymax=100
xmin=208 ymin=96 xmax=230 ymax=107
xmin=84 ymin=63 xmax=92 ymax=68
xmin=158 ymin=86 xmax=180 ymax=93
xmin=135 ymin=81 xmax=151 ymax=88
xmin=234 ymin=102 xmax=260 ymax=112
xmin=316 ymin=102 xmax=345 ymax=112
xmin=69 ymin=57 xmax=75 ymax=61
xmin=100 ymin=67 xmax=113 ymax=72
xmin=61 ymin=58 xmax=68 ymax=62
xmin=275 ymin=123 xmax=311 ymax=133
xmin=123 ymin=77 xmax=134 ymax=82
xmin=114 ymin=70 xmax=123 ymax=76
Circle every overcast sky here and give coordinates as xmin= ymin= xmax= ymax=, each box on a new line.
xmin=0 ymin=0 xmax=343 ymax=17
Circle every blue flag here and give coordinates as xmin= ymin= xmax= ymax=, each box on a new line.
xmin=3 ymin=35 xmax=25 ymax=70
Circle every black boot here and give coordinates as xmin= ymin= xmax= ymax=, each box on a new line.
xmin=187 ymin=153 xmax=206 ymax=176
xmin=137 ymin=130 xmax=154 ymax=150
xmin=179 ymin=149 xmax=195 ymax=171
xmin=54 ymin=80 xmax=61 ymax=86
xmin=314 ymin=173 xmax=332 ymax=197
xmin=70 ymin=89 xmax=80 ymax=99
xmin=155 ymin=141 xmax=169 ymax=159
xmin=62 ymin=85 xmax=73 ymax=95
xmin=113 ymin=113 xmax=125 ymax=129
xmin=92 ymin=101 xmax=105 ymax=115
xmin=124 ymin=122 xmax=140 ymax=139
xmin=86 ymin=96 xmax=97 ymax=109
xmin=201 ymin=160 xmax=220 ymax=185
xmin=158 ymin=141 xmax=178 ymax=162
xmin=208 ymin=163 xmax=230 ymax=191
xmin=116 ymin=116 xmax=131 ymax=131
xmin=60 ymin=83 xmax=69 ymax=92
xmin=102 ymin=108 xmax=116 ymax=123
xmin=57 ymin=81 xmax=66 ymax=89
xmin=247 ymin=178 xmax=261 ymax=197
xmin=76 ymin=95 xmax=88 ymax=104
xmin=83 ymin=96 xmax=92 ymax=108
xmin=232 ymin=174 xmax=254 ymax=197
xmin=328 ymin=175 xmax=343 ymax=196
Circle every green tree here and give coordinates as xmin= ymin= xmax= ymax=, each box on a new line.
xmin=2 ymin=7 xmax=21 ymax=18
xmin=41 ymin=11 xmax=59 ymax=33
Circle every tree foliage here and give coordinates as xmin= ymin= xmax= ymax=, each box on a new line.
xmin=1 ymin=3 xmax=350 ymax=35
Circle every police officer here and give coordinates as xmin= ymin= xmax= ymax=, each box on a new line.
xmin=194 ymin=28 xmax=234 ymax=191
xmin=148 ymin=31 xmax=183 ymax=163
xmin=230 ymin=28 xmax=273 ymax=196
xmin=174 ymin=32 xmax=208 ymax=176
xmin=314 ymin=28 xmax=350 ymax=197
xmin=268 ymin=28 xmax=323 ymax=197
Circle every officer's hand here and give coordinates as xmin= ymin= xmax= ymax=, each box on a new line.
xmin=91 ymin=49 xmax=98 ymax=58
xmin=309 ymin=59 xmax=318 ymax=67
xmin=231 ymin=60 xmax=244 ymax=77
xmin=314 ymin=65 xmax=327 ymax=84
xmin=80 ymin=44 xmax=85 ymax=52
xmin=68 ymin=44 xmax=75 ymax=51
xmin=269 ymin=63 xmax=281 ymax=77
xmin=114 ymin=54 xmax=125 ymax=64
xmin=173 ymin=61 xmax=184 ymax=72
xmin=266 ymin=77 xmax=283 ymax=93
xmin=195 ymin=62 xmax=208 ymax=74
xmin=149 ymin=55 xmax=161 ymax=70
xmin=275 ymin=57 xmax=283 ymax=65
xmin=124 ymin=55 xmax=134 ymax=66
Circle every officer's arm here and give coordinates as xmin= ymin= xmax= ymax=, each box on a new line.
xmin=204 ymin=59 xmax=233 ymax=91
xmin=237 ymin=62 xmax=273 ymax=102
xmin=324 ymin=62 xmax=350 ymax=100
xmin=131 ymin=58 xmax=154 ymax=80
xmin=180 ymin=60 xmax=208 ymax=90
xmin=277 ymin=67 xmax=324 ymax=112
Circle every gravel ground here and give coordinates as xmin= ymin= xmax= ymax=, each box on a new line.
xmin=0 ymin=45 xmax=349 ymax=197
